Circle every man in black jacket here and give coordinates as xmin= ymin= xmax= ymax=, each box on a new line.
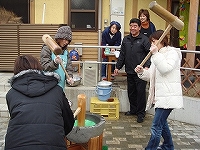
xmin=114 ymin=18 xmax=151 ymax=123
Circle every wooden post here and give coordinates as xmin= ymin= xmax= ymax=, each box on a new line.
xmin=186 ymin=0 xmax=199 ymax=67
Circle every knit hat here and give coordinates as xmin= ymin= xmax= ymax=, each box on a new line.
xmin=110 ymin=21 xmax=121 ymax=31
xmin=55 ymin=26 xmax=72 ymax=41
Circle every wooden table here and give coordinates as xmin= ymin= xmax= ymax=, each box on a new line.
xmin=105 ymin=53 xmax=117 ymax=81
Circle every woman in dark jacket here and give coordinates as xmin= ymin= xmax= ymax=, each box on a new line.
xmin=138 ymin=9 xmax=156 ymax=38
xmin=5 ymin=55 xmax=75 ymax=150
xmin=101 ymin=21 xmax=122 ymax=80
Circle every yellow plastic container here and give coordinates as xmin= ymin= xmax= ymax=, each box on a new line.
xmin=90 ymin=97 xmax=119 ymax=120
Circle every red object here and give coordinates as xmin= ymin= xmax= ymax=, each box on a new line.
xmin=102 ymin=48 xmax=107 ymax=58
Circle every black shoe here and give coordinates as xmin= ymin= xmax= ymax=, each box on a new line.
xmin=125 ymin=111 xmax=135 ymax=116
xmin=137 ymin=116 xmax=144 ymax=123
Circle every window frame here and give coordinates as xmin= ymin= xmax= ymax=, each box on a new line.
xmin=68 ymin=0 xmax=98 ymax=31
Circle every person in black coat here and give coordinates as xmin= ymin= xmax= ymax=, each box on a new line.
xmin=5 ymin=55 xmax=75 ymax=150
xmin=114 ymin=18 xmax=151 ymax=123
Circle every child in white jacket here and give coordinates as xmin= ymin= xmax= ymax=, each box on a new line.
xmin=135 ymin=30 xmax=183 ymax=150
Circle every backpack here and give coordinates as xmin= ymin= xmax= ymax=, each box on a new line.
xmin=69 ymin=49 xmax=79 ymax=61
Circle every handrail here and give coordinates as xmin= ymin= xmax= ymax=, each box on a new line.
xmin=180 ymin=67 xmax=200 ymax=72
xmin=68 ymin=44 xmax=200 ymax=70
xmin=68 ymin=45 xmax=200 ymax=54
xmin=68 ymin=45 xmax=121 ymax=49
xmin=181 ymin=50 xmax=200 ymax=54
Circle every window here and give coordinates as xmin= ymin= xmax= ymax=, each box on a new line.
xmin=69 ymin=0 xmax=98 ymax=31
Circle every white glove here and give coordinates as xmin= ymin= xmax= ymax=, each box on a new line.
xmin=54 ymin=55 xmax=62 ymax=64
xmin=150 ymin=44 xmax=158 ymax=55
xmin=67 ymin=77 xmax=74 ymax=85
xmin=134 ymin=65 xmax=144 ymax=74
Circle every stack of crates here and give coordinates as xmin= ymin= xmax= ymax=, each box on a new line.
xmin=90 ymin=97 xmax=119 ymax=120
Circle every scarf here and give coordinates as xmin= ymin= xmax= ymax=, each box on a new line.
xmin=141 ymin=21 xmax=150 ymax=29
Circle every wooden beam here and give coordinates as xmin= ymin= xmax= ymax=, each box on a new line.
xmin=186 ymin=0 xmax=199 ymax=67
xmin=166 ymin=0 xmax=172 ymax=28
xmin=64 ymin=0 xmax=68 ymax=24
xmin=30 ymin=0 xmax=35 ymax=24
xmin=132 ymin=0 xmax=138 ymax=18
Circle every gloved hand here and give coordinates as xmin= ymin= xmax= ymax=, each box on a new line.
xmin=67 ymin=77 xmax=74 ymax=85
xmin=150 ymin=44 xmax=158 ymax=55
xmin=54 ymin=55 xmax=62 ymax=64
xmin=134 ymin=65 xmax=144 ymax=74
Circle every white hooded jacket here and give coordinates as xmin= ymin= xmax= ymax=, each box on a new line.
xmin=138 ymin=46 xmax=184 ymax=110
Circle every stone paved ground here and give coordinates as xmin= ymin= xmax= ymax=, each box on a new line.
xmin=1 ymin=113 xmax=200 ymax=150
xmin=103 ymin=113 xmax=200 ymax=150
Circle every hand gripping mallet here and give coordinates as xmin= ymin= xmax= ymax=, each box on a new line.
xmin=139 ymin=1 xmax=184 ymax=66
xmin=42 ymin=34 xmax=71 ymax=80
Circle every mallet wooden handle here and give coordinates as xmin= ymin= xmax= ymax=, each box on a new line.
xmin=73 ymin=107 xmax=81 ymax=118
xmin=139 ymin=24 xmax=172 ymax=66
xmin=60 ymin=63 xmax=70 ymax=80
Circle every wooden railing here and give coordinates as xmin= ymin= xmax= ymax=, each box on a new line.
xmin=180 ymin=50 xmax=200 ymax=97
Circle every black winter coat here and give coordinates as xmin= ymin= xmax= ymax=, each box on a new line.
xmin=5 ymin=70 xmax=75 ymax=150
xmin=116 ymin=33 xmax=151 ymax=74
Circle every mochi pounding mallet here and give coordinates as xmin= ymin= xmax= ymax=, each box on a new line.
xmin=139 ymin=1 xmax=184 ymax=66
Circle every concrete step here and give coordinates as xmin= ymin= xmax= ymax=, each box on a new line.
xmin=0 ymin=73 xmax=12 ymax=118
xmin=0 ymin=104 xmax=9 ymax=118
xmin=0 ymin=73 xmax=10 ymax=104
xmin=0 ymin=81 xmax=11 ymax=93
xmin=0 ymin=73 xmax=12 ymax=93
xmin=0 ymin=92 xmax=7 ymax=104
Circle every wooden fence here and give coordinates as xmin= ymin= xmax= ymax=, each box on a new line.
xmin=0 ymin=24 xmax=98 ymax=71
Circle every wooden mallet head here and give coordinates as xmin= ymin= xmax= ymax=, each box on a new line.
xmin=42 ymin=34 xmax=62 ymax=55
xmin=149 ymin=1 xmax=184 ymax=30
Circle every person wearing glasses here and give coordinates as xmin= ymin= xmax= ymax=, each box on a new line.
xmin=114 ymin=18 xmax=151 ymax=123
